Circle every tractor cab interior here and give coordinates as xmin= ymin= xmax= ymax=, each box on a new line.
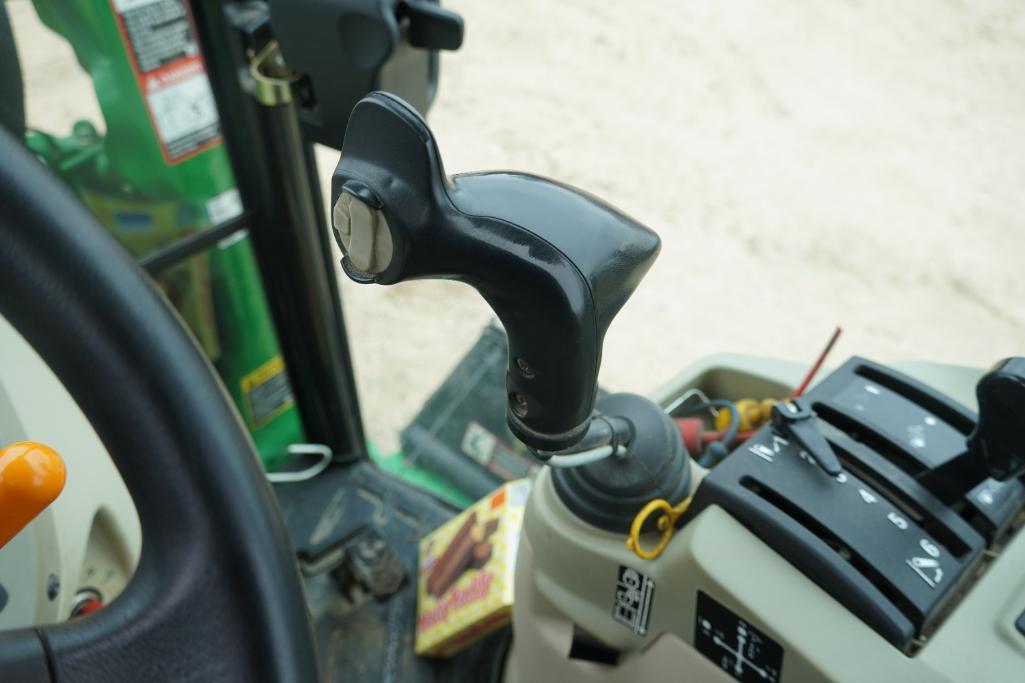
xmin=1 ymin=2 xmax=1023 ymax=682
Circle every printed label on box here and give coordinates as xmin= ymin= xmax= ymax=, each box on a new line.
xmin=416 ymin=480 xmax=530 ymax=656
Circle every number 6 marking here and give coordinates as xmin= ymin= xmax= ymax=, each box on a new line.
xmin=887 ymin=511 xmax=909 ymax=530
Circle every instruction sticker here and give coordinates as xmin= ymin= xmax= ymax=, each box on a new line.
xmin=111 ymin=0 xmax=223 ymax=164
xmin=612 ymin=566 xmax=655 ymax=636
xmin=241 ymin=356 xmax=295 ymax=429
xmin=206 ymin=188 xmax=244 ymax=226
xmin=695 ymin=591 xmax=783 ymax=683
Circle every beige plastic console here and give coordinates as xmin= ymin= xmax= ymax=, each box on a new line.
xmin=0 ymin=314 xmax=140 ymax=627
xmin=505 ymin=354 xmax=1025 ymax=682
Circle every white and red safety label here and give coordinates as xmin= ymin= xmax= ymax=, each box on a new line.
xmin=111 ymin=0 xmax=223 ymax=164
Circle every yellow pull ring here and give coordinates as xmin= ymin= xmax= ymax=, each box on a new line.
xmin=626 ymin=496 xmax=692 ymax=560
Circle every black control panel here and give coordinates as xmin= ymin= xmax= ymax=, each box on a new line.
xmin=688 ymin=357 xmax=1025 ymax=651
xmin=825 ymin=375 xmax=966 ymax=468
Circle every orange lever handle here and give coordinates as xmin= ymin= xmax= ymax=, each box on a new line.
xmin=0 ymin=442 xmax=66 ymax=549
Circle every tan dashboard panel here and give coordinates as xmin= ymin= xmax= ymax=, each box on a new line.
xmin=505 ymin=355 xmax=1025 ymax=682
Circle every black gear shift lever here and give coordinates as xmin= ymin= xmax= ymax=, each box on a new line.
xmin=922 ymin=356 xmax=1025 ymax=502
xmin=330 ymin=92 xmax=660 ymax=452
xmin=968 ymin=357 xmax=1025 ymax=482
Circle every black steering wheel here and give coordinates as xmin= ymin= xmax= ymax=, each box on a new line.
xmin=0 ymin=128 xmax=318 ymax=679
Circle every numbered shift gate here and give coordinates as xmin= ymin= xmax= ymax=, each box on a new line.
xmin=688 ymin=357 xmax=998 ymax=653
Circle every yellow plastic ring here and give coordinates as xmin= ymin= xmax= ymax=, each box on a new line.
xmin=626 ymin=499 xmax=675 ymax=560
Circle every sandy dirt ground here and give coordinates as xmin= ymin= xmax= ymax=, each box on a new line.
xmin=12 ymin=1 xmax=1025 ymax=454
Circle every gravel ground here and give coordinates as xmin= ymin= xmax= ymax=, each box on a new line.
xmin=13 ymin=1 xmax=1025 ymax=454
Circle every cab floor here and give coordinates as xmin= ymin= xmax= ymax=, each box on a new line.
xmin=274 ymin=460 xmax=510 ymax=682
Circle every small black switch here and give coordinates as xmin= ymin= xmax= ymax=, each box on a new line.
xmin=964 ymin=478 xmax=1025 ymax=542
xmin=770 ymin=398 xmax=842 ymax=476
xmin=403 ymin=1 xmax=464 ymax=51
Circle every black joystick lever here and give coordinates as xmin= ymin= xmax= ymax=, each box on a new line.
xmin=330 ymin=92 xmax=660 ymax=453
xmin=968 ymin=357 xmax=1025 ymax=482
xmin=924 ymin=357 xmax=1025 ymax=501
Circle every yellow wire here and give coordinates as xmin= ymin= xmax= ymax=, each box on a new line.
xmin=626 ymin=496 xmax=693 ymax=560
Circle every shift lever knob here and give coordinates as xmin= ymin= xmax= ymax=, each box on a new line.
xmin=968 ymin=357 xmax=1025 ymax=481
xmin=331 ymin=92 xmax=660 ymax=451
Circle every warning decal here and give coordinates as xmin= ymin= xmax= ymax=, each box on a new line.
xmin=241 ymin=356 xmax=296 ymax=429
xmin=111 ymin=0 xmax=223 ymax=164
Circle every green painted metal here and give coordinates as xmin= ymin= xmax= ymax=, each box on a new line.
xmin=30 ymin=0 xmax=234 ymax=201
xmin=209 ymin=234 xmax=304 ymax=471
xmin=25 ymin=0 xmax=304 ymax=470
xmin=367 ymin=442 xmax=473 ymax=509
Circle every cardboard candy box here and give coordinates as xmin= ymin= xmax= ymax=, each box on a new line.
xmin=415 ymin=479 xmax=530 ymax=657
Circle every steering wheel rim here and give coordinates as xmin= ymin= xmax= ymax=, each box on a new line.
xmin=0 ymin=129 xmax=318 ymax=680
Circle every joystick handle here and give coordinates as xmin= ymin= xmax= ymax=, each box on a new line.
xmin=968 ymin=357 xmax=1025 ymax=481
xmin=331 ymin=93 xmax=660 ymax=451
